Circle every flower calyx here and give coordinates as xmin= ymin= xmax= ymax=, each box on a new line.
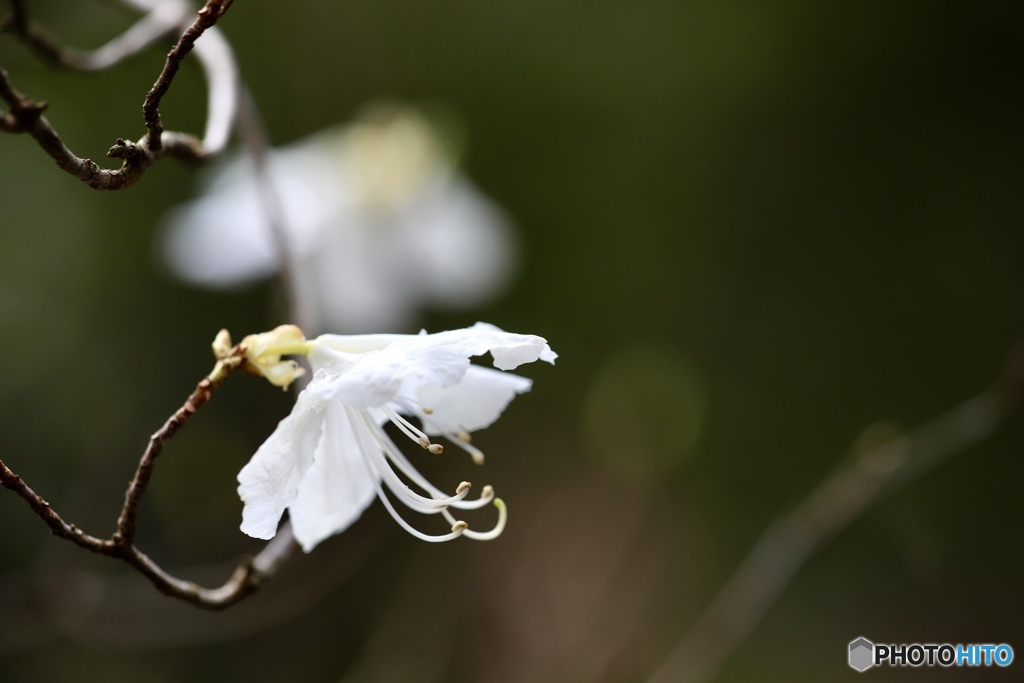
xmin=213 ymin=325 xmax=311 ymax=390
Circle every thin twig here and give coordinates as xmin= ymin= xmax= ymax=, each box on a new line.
xmin=142 ymin=0 xmax=233 ymax=151
xmin=2 ymin=0 xmax=187 ymax=70
xmin=0 ymin=68 xmax=206 ymax=188
xmin=2 ymin=0 xmax=56 ymax=61
xmin=0 ymin=342 xmax=296 ymax=611
xmin=1 ymin=0 xmax=28 ymax=34
xmin=4 ymin=0 xmax=236 ymax=152
xmin=0 ymin=0 xmax=236 ymax=189
xmin=1 ymin=2 xmax=294 ymax=610
xmin=647 ymin=340 xmax=1024 ymax=683
xmin=114 ymin=354 xmax=237 ymax=546
xmin=0 ymin=460 xmax=114 ymax=554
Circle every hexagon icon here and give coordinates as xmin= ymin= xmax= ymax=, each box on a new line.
xmin=849 ymin=637 xmax=874 ymax=672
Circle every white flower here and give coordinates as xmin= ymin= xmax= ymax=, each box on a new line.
xmin=160 ymin=104 xmax=517 ymax=334
xmin=237 ymin=322 xmax=556 ymax=552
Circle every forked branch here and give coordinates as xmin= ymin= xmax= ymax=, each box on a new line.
xmin=0 ymin=341 xmax=298 ymax=610
xmin=0 ymin=0 xmax=236 ymax=189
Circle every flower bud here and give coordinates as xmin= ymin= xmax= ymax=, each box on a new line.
xmin=241 ymin=324 xmax=309 ymax=389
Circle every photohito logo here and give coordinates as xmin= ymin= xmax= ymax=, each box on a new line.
xmin=849 ymin=638 xmax=874 ymax=672
xmin=848 ymin=637 xmax=1014 ymax=671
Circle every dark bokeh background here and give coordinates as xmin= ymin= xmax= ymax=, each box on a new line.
xmin=2 ymin=1 xmax=1023 ymax=681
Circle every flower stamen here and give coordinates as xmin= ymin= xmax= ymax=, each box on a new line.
xmin=382 ymin=406 xmax=441 ymax=452
xmin=450 ymin=484 xmax=496 ymax=511
xmin=350 ymin=408 xmax=501 ymax=542
xmin=350 ymin=413 xmax=470 ymax=542
xmin=393 ymin=394 xmax=435 ymax=416
xmin=370 ymin=422 xmax=496 ymax=510
xmin=354 ymin=410 xmax=469 ymax=514
xmin=442 ymin=498 xmax=507 ymax=541
xmin=445 ymin=432 xmax=486 ymax=465
xmin=372 ymin=476 xmax=469 ymax=542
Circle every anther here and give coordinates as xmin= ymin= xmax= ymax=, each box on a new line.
xmin=456 ymin=481 xmax=471 ymax=494
xmin=441 ymin=498 xmax=507 ymax=540
xmin=451 ymin=521 xmax=469 ymax=533
xmin=428 ymin=443 xmax=444 ymax=454
xmin=384 ymin=406 xmax=436 ymax=450
xmin=445 ymin=431 xmax=485 ymax=464
xmin=393 ymin=395 xmax=434 ymax=416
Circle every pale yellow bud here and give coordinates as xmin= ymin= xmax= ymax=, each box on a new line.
xmin=212 ymin=328 xmax=233 ymax=359
xmin=240 ymin=324 xmax=311 ymax=389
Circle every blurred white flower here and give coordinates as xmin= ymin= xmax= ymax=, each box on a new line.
xmin=237 ymin=322 xmax=556 ymax=552
xmin=161 ymin=105 xmax=517 ymax=333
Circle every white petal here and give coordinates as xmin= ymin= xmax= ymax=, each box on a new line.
xmin=237 ymin=385 xmax=326 ymax=539
xmin=315 ymin=323 xmax=556 ymax=372
xmin=312 ymin=334 xmax=405 ymax=359
xmin=412 ymin=322 xmax=557 ymax=370
xmin=161 ymin=169 xmax=279 ymax=286
xmin=335 ymin=345 xmax=471 ymax=408
xmin=159 ymin=131 xmax=347 ymax=289
xmin=310 ymin=324 xmax=555 ymax=409
xmin=305 ymin=211 xmax=418 ymax=333
xmin=311 ymin=343 xmax=470 ymax=408
xmin=417 ymin=365 xmax=533 ymax=435
xmin=402 ymin=177 xmax=517 ymax=309
xmin=288 ymin=403 xmax=378 ymax=552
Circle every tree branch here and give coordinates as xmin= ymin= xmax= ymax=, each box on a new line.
xmin=3 ymin=0 xmax=171 ymax=69
xmin=0 ymin=459 xmax=114 ymax=553
xmin=3 ymin=1 xmax=190 ymax=71
xmin=646 ymin=340 xmax=1024 ymax=683
xmin=0 ymin=69 xmax=206 ymax=188
xmin=115 ymin=353 xmax=237 ymax=546
xmin=0 ymin=0 xmax=236 ymax=189
xmin=0 ymin=340 xmax=297 ymax=611
xmin=1 ymin=0 xmax=28 ymax=33
xmin=142 ymin=0 xmax=233 ymax=152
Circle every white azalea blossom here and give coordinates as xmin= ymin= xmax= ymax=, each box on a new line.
xmin=237 ymin=323 xmax=556 ymax=552
xmin=160 ymin=105 xmax=517 ymax=334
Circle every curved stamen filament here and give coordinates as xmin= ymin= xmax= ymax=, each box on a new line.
xmin=373 ymin=425 xmax=496 ymax=510
xmin=349 ymin=408 xmax=469 ymax=542
xmin=393 ymin=394 xmax=435 ymax=416
xmin=382 ymin=406 xmax=440 ymax=452
xmin=355 ymin=412 xmax=469 ymax=512
xmin=362 ymin=428 xmax=468 ymax=511
xmin=375 ymin=429 xmax=447 ymax=498
xmin=445 ymin=484 xmax=495 ymax=511
xmin=372 ymin=471 xmax=468 ymax=542
xmin=468 ymin=484 xmax=497 ymax=508
xmin=445 ymin=432 xmax=486 ymax=465
xmin=346 ymin=405 xmax=505 ymax=541
xmin=350 ymin=409 xmax=451 ymax=515
xmin=441 ymin=498 xmax=507 ymax=541
xmin=430 ymin=483 xmax=493 ymax=511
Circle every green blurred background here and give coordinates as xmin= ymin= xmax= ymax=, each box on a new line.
xmin=2 ymin=1 xmax=1023 ymax=681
